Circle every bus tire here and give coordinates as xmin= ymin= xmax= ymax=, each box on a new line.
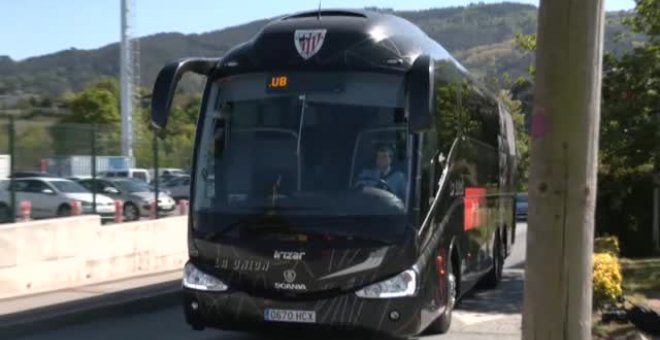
xmin=482 ymin=233 xmax=504 ymax=289
xmin=425 ymin=251 xmax=458 ymax=334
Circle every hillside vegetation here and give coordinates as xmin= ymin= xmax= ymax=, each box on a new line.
xmin=0 ymin=2 xmax=641 ymax=101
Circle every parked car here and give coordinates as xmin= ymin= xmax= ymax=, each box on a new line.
xmin=75 ymin=178 xmax=176 ymax=221
xmin=516 ymin=192 xmax=528 ymax=221
xmin=149 ymin=169 xmax=188 ymax=187
xmin=9 ymin=171 xmax=59 ymax=178
xmin=99 ymin=168 xmax=151 ymax=183
xmin=161 ymin=175 xmax=190 ymax=202
xmin=0 ymin=177 xmax=116 ymax=221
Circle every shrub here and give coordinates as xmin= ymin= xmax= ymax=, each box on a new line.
xmin=596 ymin=174 xmax=656 ymax=257
xmin=594 ymin=235 xmax=620 ymax=256
xmin=592 ymin=252 xmax=623 ymax=309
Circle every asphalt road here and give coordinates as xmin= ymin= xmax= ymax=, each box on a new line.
xmin=17 ymin=223 xmax=528 ymax=340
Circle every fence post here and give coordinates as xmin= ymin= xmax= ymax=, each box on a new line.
xmin=149 ymin=201 xmax=157 ymax=220
xmin=20 ymin=200 xmax=31 ymax=222
xmin=152 ymin=129 xmax=160 ymax=219
xmin=71 ymin=200 xmax=82 ymax=216
xmin=91 ymin=124 xmax=97 ymax=214
xmin=114 ymin=200 xmax=124 ymax=223
xmin=180 ymin=199 xmax=189 ymax=215
xmin=9 ymin=116 xmax=16 ymax=222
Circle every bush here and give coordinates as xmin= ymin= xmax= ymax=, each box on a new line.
xmin=596 ymin=173 xmax=656 ymax=257
xmin=594 ymin=235 xmax=621 ymax=257
xmin=593 ymin=252 xmax=623 ymax=309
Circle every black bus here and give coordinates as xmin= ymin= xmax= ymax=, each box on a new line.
xmin=150 ymin=9 xmax=517 ymax=338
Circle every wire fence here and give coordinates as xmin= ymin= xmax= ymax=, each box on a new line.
xmin=0 ymin=117 xmax=191 ymax=224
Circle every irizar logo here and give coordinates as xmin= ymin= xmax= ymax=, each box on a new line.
xmin=274 ymin=250 xmax=306 ymax=260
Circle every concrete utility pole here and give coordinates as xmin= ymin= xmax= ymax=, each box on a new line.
xmin=522 ymin=0 xmax=605 ymax=339
xmin=120 ymin=0 xmax=134 ymax=160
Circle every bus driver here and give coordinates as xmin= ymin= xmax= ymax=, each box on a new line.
xmin=356 ymin=145 xmax=407 ymax=200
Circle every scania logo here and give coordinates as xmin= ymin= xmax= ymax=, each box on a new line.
xmin=274 ymin=269 xmax=307 ymax=291
xmin=274 ymin=282 xmax=307 ymax=290
xmin=283 ymin=269 xmax=296 ymax=283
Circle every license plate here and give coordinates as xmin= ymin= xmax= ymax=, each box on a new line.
xmin=264 ymin=308 xmax=316 ymax=323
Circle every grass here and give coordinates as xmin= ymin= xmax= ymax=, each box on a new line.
xmin=620 ymin=257 xmax=660 ymax=301
xmin=593 ymin=321 xmax=638 ymax=339
xmin=593 ymin=257 xmax=660 ymax=339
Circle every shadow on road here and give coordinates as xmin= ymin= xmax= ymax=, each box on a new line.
xmin=456 ymin=270 xmax=525 ymax=315
xmin=202 ymin=329 xmax=401 ymax=340
xmin=507 ymin=261 xmax=526 ymax=270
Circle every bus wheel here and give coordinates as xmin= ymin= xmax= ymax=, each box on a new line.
xmin=482 ymin=234 xmax=504 ymax=289
xmin=425 ymin=253 xmax=457 ymax=334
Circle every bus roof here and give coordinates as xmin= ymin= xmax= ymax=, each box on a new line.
xmin=215 ymin=8 xmax=469 ymax=76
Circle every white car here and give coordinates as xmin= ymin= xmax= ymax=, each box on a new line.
xmin=0 ymin=177 xmax=116 ymax=221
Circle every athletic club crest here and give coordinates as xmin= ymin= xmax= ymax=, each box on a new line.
xmin=294 ymin=29 xmax=327 ymax=60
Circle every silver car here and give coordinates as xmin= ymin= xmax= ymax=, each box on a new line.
xmin=0 ymin=177 xmax=116 ymax=222
xmin=161 ymin=175 xmax=190 ymax=202
xmin=76 ymin=178 xmax=176 ymax=221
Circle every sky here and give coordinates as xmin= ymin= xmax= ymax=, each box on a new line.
xmin=1 ymin=0 xmax=636 ymax=61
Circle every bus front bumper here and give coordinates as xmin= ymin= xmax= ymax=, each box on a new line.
xmin=182 ymin=288 xmax=428 ymax=337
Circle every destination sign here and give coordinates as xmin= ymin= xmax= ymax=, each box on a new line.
xmin=265 ymin=73 xmax=344 ymax=94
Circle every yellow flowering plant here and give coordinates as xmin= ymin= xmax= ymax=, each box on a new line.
xmin=592 ymin=252 xmax=623 ymax=309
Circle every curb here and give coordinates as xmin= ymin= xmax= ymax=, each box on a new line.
xmin=0 ymin=280 xmax=181 ymax=339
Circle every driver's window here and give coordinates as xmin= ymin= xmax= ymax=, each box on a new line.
xmin=351 ymin=129 xmax=409 ymax=202
xmin=79 ymin=181 xmax=92 ymax=191
xmin=26 ymin=180 xmax=49 ymax=194
xmin=11 ymin=181 xmax=30 ymax=192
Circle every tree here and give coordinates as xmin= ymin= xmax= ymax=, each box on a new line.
xmin=623 ymin=0 xmax=660 ymax=40
xmin=499 ymin=90 xmax=530 ymax=190
xmin=509 ymin=1 xmax=659 ymax=256
xmin=134 ymin=91 xmax=200 ymax=170
xmin=62 ymin=77 xmax=120 ymax=125
xmin=514 ymin=32 xmax=537 ymax=77
xmin=14 ymin=124 xmax=54 ymax=171
xmin=596 ymin=0 xmax=659 ymax=256
xmin=52 ymin=77 xmax=121 ymax=156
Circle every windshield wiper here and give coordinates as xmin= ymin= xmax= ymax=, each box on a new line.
xmin=198 ymin=219 xmax=294 ymax=241
xmin=296 ymin=94 xmax=306 ymax=156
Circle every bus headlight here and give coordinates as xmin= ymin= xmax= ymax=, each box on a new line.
xmin=355 ymin=269 xmax=418 ymax=298
xmin=183 ymin=262 xmax=228 ymax=291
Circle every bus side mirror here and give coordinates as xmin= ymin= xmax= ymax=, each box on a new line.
xmin=407 ymin=55 xmax=434 ymax=133
xmin=151 ymin=58 xmax=219 ymax=130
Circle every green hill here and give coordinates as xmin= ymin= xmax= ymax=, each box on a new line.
xmin=0 ymin=2 xmax=641 ymax=100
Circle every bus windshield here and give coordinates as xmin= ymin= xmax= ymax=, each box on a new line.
xmin=193 ymin=72 xmax=411 ymax=236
